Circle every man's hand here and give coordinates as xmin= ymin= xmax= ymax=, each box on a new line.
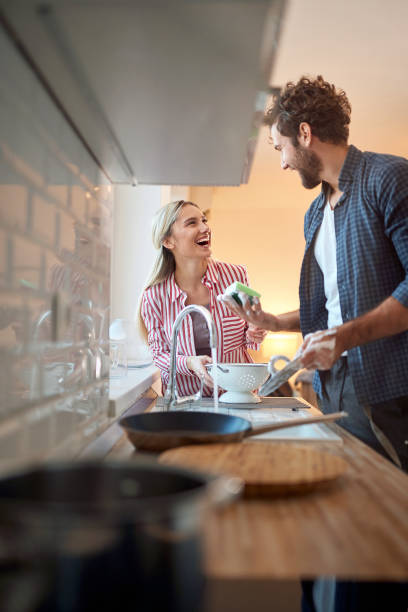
xmin=186 ymin=355 xmax=214 ymax=387
xmin=218 ymin=293 xmax=280 ymax=331
xmin=300 ymin=327 xmax=345 ymax=370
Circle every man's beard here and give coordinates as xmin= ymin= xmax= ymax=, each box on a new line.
xmin=294 ymin=146 xmax=323 ymax=189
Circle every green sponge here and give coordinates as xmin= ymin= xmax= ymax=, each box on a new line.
xmin=223 ymin=281 xmax=261 ymax=306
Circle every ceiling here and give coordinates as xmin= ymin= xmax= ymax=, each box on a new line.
xmin=251 ymin=0 xmax=408 ymax=198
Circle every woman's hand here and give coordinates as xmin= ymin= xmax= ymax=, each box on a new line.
xmin=186 ymin=355 xmax=214 ymax=387
xmin=247 ymin=324 xmax=268 ymax=344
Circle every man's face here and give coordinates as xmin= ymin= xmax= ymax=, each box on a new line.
xmin=270 ymin=123 xmax=322 ymax=190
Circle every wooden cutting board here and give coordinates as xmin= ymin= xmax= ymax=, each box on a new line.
xmin=159 ymin=442 xmax=348 ymax=497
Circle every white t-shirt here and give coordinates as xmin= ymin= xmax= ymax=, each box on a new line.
xmin=314 ymin=199 xmax=344 ymax=329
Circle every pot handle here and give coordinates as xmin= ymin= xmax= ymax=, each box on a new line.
xmin=267 ymin=354 xmax=291 ymax=376
xmin=259 ymin=355 xmax=302 ymax=397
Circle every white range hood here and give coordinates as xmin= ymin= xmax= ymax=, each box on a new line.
xmin=0 ymin=0 xmax=285 ymax=185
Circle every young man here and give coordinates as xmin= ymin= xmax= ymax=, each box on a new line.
xmin=220 ymin=73 xmax=408 ymax=612
xmin=222 ymin=74 xmax=408 ymax=472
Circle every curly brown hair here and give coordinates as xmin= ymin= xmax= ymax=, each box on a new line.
xmin=264 ymin=75 xmax=351 ymax=146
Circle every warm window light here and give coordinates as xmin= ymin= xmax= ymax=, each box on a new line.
xmin=262 ymin=332 xmax=302 ymax=361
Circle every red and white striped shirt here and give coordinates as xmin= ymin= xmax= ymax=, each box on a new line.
xmin=141 ymin=259 xmax=259 ymax=397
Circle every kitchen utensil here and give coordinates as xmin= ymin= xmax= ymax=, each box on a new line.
xmin=206 ymin=363 xmax=269 ymax=403
xmin=259 ymin=355 xmax=303 ymax=396
xmin=160 ymin=442 xmax=348 ymax=497
xmin=119 ymin=410 xmax=346 ymax=452
xmin=0 ymin=460 xmax=241 ymax=612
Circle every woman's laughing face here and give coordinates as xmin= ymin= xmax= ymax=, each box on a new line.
xmin=163 ymin=203 xmax=211 ymax=259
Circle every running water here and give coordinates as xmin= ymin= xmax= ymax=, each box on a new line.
xmin=211 ymin=346 xmax=219 ymax=411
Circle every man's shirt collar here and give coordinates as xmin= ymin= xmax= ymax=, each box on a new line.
xmin=318 ymin=144 xmax=362 ymax=209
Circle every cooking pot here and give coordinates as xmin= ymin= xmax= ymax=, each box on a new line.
xmin=0 ymin=460 xmax=241 ymax=612
xmin=119 ymin=410 xmax=346 ymax=452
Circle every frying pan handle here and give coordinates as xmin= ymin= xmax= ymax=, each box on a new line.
xmin=246 ymin=411 xmax=347 ymax=437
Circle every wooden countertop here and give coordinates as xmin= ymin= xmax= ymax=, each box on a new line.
xmin=109 ymin=389 xmax=408 ymax=581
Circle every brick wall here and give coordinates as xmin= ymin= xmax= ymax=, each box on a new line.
xmin=0 ymin=28 xmax=112 ymax=471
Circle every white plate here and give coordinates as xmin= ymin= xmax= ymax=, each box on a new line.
xmin=127 ymin=359 xmax=153 ymax=369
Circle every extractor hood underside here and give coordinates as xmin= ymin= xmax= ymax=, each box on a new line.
xmin=0 ymin=0 xmax=285 ymax=185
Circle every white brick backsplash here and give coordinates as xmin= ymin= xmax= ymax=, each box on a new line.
xmin=0 ymin=419 xmax=24 ymax=463
xmin=13 ymin=235 xmax=43 ymax=292
xmin=45 ymin=250 xmax=63 ymax=297
xmin=9 ymin=352 xmax=41 ymax=407
xmin=27 ymin=404 xmax=53 ymax=457
xmin=32 ymin=193 xmax=56 ymax=246
xmin=48 ymin=183 xmax=70 ymax=208
xmin=55 ymin=400 xmax=75 ymax=446
xmin=0 ymin=353 xmax=11 ymax=413
xmin=0 ymin=183 xmax=28 ymax=230
xmin=58 ymin=209 xmax=76 ymax=254
xmin=59 ymin=122 xmax=83 ymax=181
xmin=71 ymin=183 xmax=88 ymax=223
xmin=80 ymin=154 xmax=99 ymax=192
xmin=95 ymin=242 xmax=110 ymax=275
xmin=0 ymin=27 xmax=112 ymax=469
xmin=46 ymin=154 xmax=70 ymax=205
xmin=0 ymin=293 xmax=25 ymax=348
xmin=0 ymin=228 xmax=5 ymax=287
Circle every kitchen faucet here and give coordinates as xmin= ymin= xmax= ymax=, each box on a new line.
xmin=163 ymin=305 xmax=217 ymax=410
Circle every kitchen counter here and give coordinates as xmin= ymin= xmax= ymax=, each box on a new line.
xmin=80 ymin=366 xmax=160 ymax=458
xmin=107 ymin=389 xmax=408 ymax=582
xmin=109 ymin=364 xmax=160 ymax=416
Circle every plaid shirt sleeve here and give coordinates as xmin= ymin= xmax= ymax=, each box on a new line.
xmin=376 ymin=158 xmax=408 ymax=307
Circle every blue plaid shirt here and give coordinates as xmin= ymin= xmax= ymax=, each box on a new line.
xmin=299 ymin=145 xmax=408 ymax=404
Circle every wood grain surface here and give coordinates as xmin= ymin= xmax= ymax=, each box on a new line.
xmin=202 ymin=428 xmax=408 ymax=581
xmin=159 ymin=442 xmax=348 ymax=497
xmin=107 ymin=392 xmax=408 ymax=581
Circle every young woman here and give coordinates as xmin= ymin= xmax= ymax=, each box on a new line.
xmin=139 ymin=200 xmax=266 ymax=397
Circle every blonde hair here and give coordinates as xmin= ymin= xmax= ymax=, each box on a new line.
xmin=137 ymin=200 xmax=200 ymax=341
